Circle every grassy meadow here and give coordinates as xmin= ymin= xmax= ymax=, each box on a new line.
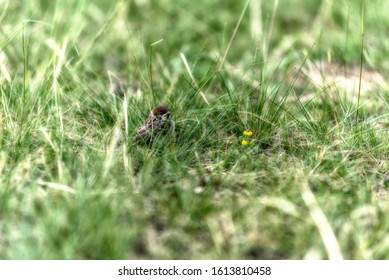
xmin=1 ymin=0 xmax=389 ymax=259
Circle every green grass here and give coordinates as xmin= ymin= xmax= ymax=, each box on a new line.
xmin=1 ymin=0 xmax=389 ymax=259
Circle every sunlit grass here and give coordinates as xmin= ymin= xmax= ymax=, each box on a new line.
xmin=0 ymin=0 xmax=389 ymax=260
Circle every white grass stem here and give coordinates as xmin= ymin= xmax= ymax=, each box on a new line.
xmin=180 ymin=52 xmax=209 ymax=106
xmin=300 ymin=177 xmax=344 ymax=260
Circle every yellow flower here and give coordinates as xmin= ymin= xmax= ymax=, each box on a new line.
xmin=241 ymin=139 xmax=249 ymax=146
xmin=243 ymin=130 xmax=253 ymax=137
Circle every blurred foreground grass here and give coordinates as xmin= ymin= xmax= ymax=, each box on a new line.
xmin=1 ymin=0 xmax=389 ymax=259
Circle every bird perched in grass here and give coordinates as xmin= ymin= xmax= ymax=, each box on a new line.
xmin=136 ymin=104 xmax=175 ymax=140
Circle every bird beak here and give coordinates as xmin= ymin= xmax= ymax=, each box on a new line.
xmin=161 ymin=113 xmax=170 ymax=121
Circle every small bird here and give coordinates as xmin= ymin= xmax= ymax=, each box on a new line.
xmin=136 ymin=104 xmax=175 ymax=140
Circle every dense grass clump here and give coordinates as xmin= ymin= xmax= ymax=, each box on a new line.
xmin=1 ymin=0 xmax=389 ymax=259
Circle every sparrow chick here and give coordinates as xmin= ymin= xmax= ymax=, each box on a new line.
xmin=136 ymin=104 xmax=175 ymax=140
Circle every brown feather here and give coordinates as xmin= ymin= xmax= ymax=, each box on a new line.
xmin=136 ymin=105 xmax=174 ymax=140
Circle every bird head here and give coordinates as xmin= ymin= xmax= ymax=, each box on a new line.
xmin=151 ymin=104 xmax=175 ymax=134
xmin=151 ymin=104 xmax=171 ymax=121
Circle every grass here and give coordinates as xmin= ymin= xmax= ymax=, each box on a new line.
xmin=1 ymin=0 xmax=389 ymax=259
